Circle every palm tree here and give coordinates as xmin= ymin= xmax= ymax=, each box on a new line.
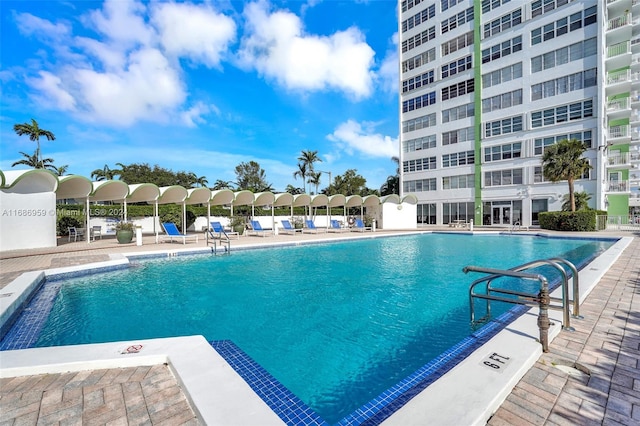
xmin=296 ymin=150 xmax=322 ymax=194
xmin=53 ymin=164 xmax=69 ymax=176
xmin=293 ymin=162 xmax=308 ymax=194
xmin=541 ymin=138 xmax=591 ymax=212
xmin=194 ymin=175 xmax=208 ymax=188
xmin=307 ymin=171 xmax=322 ymax=194
xmin=91 ymin=164 xmax=121 ymax=181
xmin=12 ymin=151 xmax=56 ymax=171
xmin=13 ymin=119 xmax=56 ymax=169
xmin=211 ymin=179 xmax=234 ymax=190
xmin=380 ymin=156 xmax=400 ymax=196
xmin=562 ymin=191 xmax=591 ymax=211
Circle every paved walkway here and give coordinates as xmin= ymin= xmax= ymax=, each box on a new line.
xmin=0 ymin=229 xmax=638 ymax=424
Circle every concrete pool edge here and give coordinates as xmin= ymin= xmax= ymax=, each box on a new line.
xmin=0 ymin=233 xmax=630 ymax=425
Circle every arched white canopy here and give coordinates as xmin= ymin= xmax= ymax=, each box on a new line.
xmin=56 ymin=175 xmax=92 ymax=200
xmin=380 ymin=194 xmax=401 ymax=204
xmin=345 ymin=194 xmax=364 ymax=219
xmin=127 ymin=183 xmax=161 ymax=236
xmin=231 ymin=190 xmax=254 ymax=218
xmin=91 ymin=180 xmax=129 ymax=202
xmin=1 ymin=169 xmax=58 ymax=193
xmin=327 ymin=194 xmax=346 ymax=224
xmin=253 ymin=192 xmax=276 ymax=228
xmin=274 ymin=192 xmax=294 ymax=218
xmin=401 ymin=194 xmax=419 ymax=204
xmin=210 ymin=189 xmax=235 ymax=206
xmin=158 ymin=186 xmax=188 ymax=233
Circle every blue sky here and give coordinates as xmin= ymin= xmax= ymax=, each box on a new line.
xmin=0 ymin=0 xmax=400 ymax=192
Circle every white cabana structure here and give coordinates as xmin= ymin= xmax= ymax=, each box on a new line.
xmin=56 ymin=175 xmax=93 ymax=242
xmin=327 ymin=194 xmax=346 ymax=226
xmin=345 ymin=195 xmax=364 ymax=220
xmin=158 ymin=186 xmax=188 ymax=234
xmin=186 ymin=187 xmax=212 ymax=232
xmin=0 ymin=170 xmax=59 ymax=250
xmin=127 ymin=183 xmax=161 ymax=237
xmin=253 ymin=192 xmax=276 ymax=229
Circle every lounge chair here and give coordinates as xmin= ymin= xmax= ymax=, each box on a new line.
xmin=351 ymin=218 xmax=372 ymax=232
xmin=209 ymin=221 xmax=239 ymax=240
xmin=302 ymin=219 xmax=326 ymax=234
xmin=160 ymin=222 xmax=199 ymax=244
xmin=246 ymin=220 xmax=272 ymax=237
xmin=280 ymin=219 xmax=301 ymax=235
xmin=328 ymin=219 xmax=348 ymax=233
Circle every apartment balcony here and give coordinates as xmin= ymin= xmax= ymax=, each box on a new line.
xmin=608 ymin=124 xmax=632 ymax=145
xmin=608 ymin=69 xmax=632 ymax=96
xmin=607 ymin=97 xmax=632 ymax=120
xmin=631 ymin=110 xmax=640 ymax=126
xmin=608 ymin=13 xmax=632 ymax=44
xmin=608 ymin=0 xmax=632 ymax=16
xmin=606 ymin=180 xmax=630 ymax=193
xmin=630 ymin=193 xmax=640 ymax=207
xmin=606 ymin=152 xmax=631 ymax=168
xmin=608 ymin=41 xmax=632 ymax=71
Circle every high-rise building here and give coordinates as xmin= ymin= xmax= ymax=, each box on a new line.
xmin=399 ymin=0 xmax=640 ymax=227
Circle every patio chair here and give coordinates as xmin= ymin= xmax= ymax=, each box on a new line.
xmin=160 ymin=222 xmax=199 ymax=244
xmin=209 ymin=221 xmax=239 ymax=240
xmin=302 ymin=220 xmax=326 ymax=234
xmin=328 ymin=219 xmax=349 ymax=233
xmin=246 ymin=220 xmax=273 ymax=237
xmin=280 ymin=219 xmax=301 ymax=235
xmin=90 ymin=225 xmax=102 ymax=241
xmin=351 ymin=218 xmax=372 ymax=232
xmin=68 ymin=226 xmax=85 ymax=242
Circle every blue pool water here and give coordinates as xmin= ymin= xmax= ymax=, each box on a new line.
xmin=9 ymin=234 xmax=614 ymax=423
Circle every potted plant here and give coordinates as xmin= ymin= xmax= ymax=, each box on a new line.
xmin=229 ymin=216 xmax=246 ymax=235
xmin=115 ymin=221 xmax=134 ymax=244
xmin=291 ymin=216 xmax=304 ymax=229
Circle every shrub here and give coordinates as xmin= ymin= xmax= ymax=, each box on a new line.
xmin=57 ymin=216 xmax=83 ymax=236
xmin=539 ymin=211 xmax=597 ymax=232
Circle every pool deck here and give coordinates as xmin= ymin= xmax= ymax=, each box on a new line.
xmin=0 ymin=227 xmax=638 ymax=425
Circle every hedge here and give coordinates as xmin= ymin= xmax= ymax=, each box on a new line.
xmin=538 ymin=210 xmax=605 ymax=232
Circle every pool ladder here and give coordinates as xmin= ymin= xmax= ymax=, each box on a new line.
xmin=205 ymin=230 xmax=231 ymax=254
xmin=463 ymin=257 xmax=580 ymax=352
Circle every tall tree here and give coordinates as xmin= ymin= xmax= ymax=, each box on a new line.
xmin=13 ymin=119 xmax=56 ymax=168
xmin=562 ymin=191 xmax=591 ymax=211
xmin=91 ymin=164 xmax=122 ymax=181
xmin=293 ymin=162 xmax=308 ymax=194
xmin=295 ymin=150 xmax=322 ymax=194
xmin=11 ymin=151 xmax=56 ymax=171
xmin=380 ymin=156 xmax=400 ymax=196
xmin=212 ymin=179 xmax=234 ymax=190
xmin=307 ymin=171 xmax=322 ymax=195
xmin=53 ymin=164 xmax=69 ymax=176
xmin=541 ymin=138 xmax=591 ymax=212
xmin=284 ymin=184 xmax=304 ymax=195
xmin=330 ymin=169 xmax=369 ymax=196
xmin=234 ymin=161 xmax=273 ymax=192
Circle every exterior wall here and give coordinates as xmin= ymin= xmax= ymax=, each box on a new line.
xmin=399 ymin=0 xmax=633 ymax=226
xmin=0 ymin=191 xmax=57 ymax=250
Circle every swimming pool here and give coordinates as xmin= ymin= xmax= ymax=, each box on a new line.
xmin=1 ymin=233 xmax=615 ymax=424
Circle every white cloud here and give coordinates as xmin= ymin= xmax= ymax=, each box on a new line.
xmin=27 ymin=71 xmax=76 ymax=110
xmin=181 ymin=102 xmax=219 ymax=127
xmin=84 ymin=0 xmax=155 ymax=47
xmin=151 ymin=2 xmax=236 ymax=68
xmin=15 ymin=12 xmax=71 ymax=40
xmin=327 ymin=119 xmax=398 ymax=158
xmin=378 ymin=32 xmax=398 ymax=94
xmin=237 ymin=1 xmax=375 ymax=98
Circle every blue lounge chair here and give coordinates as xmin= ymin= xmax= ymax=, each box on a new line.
xmin=247 ymin=220 xmax=272 ymax=237
xmin=302 ymin=219 xmax=326 ymax=234
xmin=328 ymin=219 xmax=348 ymax=233
xmin=351 ymin=218 xmax=372 ymax=232
xmin=160 ymin=222 xmax=199 ymax=244
xmin=209 ymin=221 xmax=239 ymax=240
xmin=280 ymin=219 xmax=301 ymax=235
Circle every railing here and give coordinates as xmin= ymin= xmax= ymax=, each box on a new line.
xmin=607 ymin=181 xmax=629 ymax=192
xmin=465 ymin=258 xmax=579 ymax=352
xmin=607 ymin=97 xmax=630 ymax=112
xmin=608 ymin=69 xmax=631 ymax=85
xmin=609 ymin=124 xmax=631 ymax=138
xmin=631 ymin=152 xmax=640 ymax=161
xmin=608 ymin=41 xmax=631 ymax=58
xmin=607 ymin=152 xmax=630 ymax=166
xmin=608 ymin=12 xmax=631 ymax=31
xmin=597 ymin=215 xmax=640 ymax=231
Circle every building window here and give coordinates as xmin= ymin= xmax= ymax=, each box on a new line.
xmin=402 ymin=26 xmax=436 ymax=53
xmin=482 ymin=62 xmax=522 ymax=88
xmin=531 ymin=199 xmax=548 ymax=225
xmin=402 ymin=48 xmax=436 ymax=73
xmin=402 ymin=4 xmax=436 ymax=33
xmin=442 ymin=31 xmax=474 ymax=57
xmin=442 ymin=174 xmax=474 ymax=189
xmin=531 ymin=6 xmax=597 ymax=45
xmin=441 ymin=7 xmax=474 ymax=34
xmin=442 ymin=150 xmax=475 ymax=167
xmin=442 ymin=102 xmax=474 ymax=123
xmin=484 ymin=169 xmax=523 ymax=187
xmin=401 ymin=0 xmax=426 ymax=13
xmin=442 ymin=79 xmax=475 ymax=101
xmin=483 ymin=8 xmax=522 ymax=39
xmin=403 ymin=156 xmax=437 ymax=173
xmin=482 ymin=89 xmax=523 ymax=113
xmin=404 ymin=134 xmax=437 ymax=152
xmin=402 ymin=70 xmax=435 ymax=94
xmin=531 ymin=38 xmax=596 ymax=73
xmin=441 ymin=55 xmax=472 ymax=79
xmin=442 ymin=127 xmax=474 ymax=145
xmin=481 ymin=36 xmax=522 ymax=64
xmin=484 ymin=115 xmax=523 ymax=137
xmin=531 ymin=69 xmax=597 ymax=101
xmin=531 ymin=99 xmax=593 ymax=128
xmin=441 ymin=0 xmax=463 ymax=12
xmin=484 ymin=142 xmax=522 ymax=163
xmin=404 ymin=178 xmax=437 ymax=192
xmin=417 ymin=203 xmax=436 ymax=224
xmin=482 ymin=0 xmax=511 ymax=14
xmin=403 ymin=113 xmax=437 ymax=133
xmin=402 ymin=91 xmax=436 ymax=113
xmin=533 ymin=130 xmax=593 ymax=155
xmin=443 ymin=202 xmax=474 ymax=224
